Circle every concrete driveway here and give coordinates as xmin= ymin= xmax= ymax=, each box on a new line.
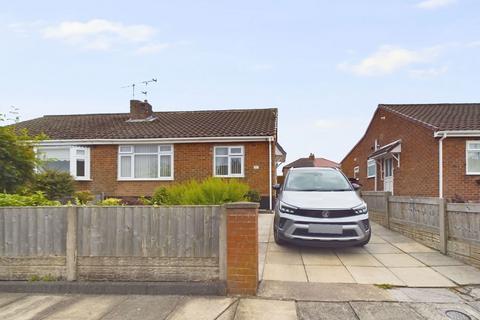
xmin=258 ymin=214 xmax=480 ymax=287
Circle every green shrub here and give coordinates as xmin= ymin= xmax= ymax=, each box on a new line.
xmin=138 ymin=196 xmax=152 ymax=205
xmin=98 ymin=198 xmax=122 ymax=206
xmin=31 ymin=170 xmax=75 ymax=201
xmin=245 ymin=190 xmax=261 ymax=203
xmin=75 ymin=190 xmax=94 ymax=205
xmin=0 ymin=192 xmax=61 ymax=207
xmin=152 ymin=178 xmax=250 ymax=205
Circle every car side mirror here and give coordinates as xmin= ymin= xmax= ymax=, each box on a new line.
xmin=272 ymin=184 xmax=281 ymax=190
xmin=352 ymin=183 xmax=361 ymax=191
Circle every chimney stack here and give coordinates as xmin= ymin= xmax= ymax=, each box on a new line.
xmin=130 ymin=100 xmax=153 ymax=120
xmin=309 ymin=153 xmax=315 ymax=160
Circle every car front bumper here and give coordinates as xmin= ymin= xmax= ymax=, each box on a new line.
xmin=274 ymin=211 xmax=370 ymax=245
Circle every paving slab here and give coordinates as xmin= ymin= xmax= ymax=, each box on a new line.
xmin=409 ymin=302 xmax=480 ymax=320
xmin=300 ymin=250 xmax=342 ymax=266
xmin=0 ymin=295 xmax=69 ymax=320
xmin=167 ymin=297 xmax=235 ymax=320
xmin=263 ymin=264 xmax=308 ymax=282
xmin=433 ymin=266 xmax=480 ymax=285
xmin=297 ymin=302 xmax=357 ymax=320
xmin=0 ymin=293 xmax=26 ymax=308
xmin=392 ymin=242 xmax=435 ymax=253
xmin=347 ymin=266 xmax=405 ymax=286
xmin=266 ymin=250 xmax=303 ymax=265
xmin=267 ymin=242 xmax=299 ymax=252
xmin=381 ymin=234 xmax=417 ymax=244
xmin=258 ymin=281 xmax=395 ymax=301
xmin=258 ymin=242 xmax=268 ymax=280
xmin=369 ymin=235 xmax=387 ymax=244
xmin=305 ymin=266 xmax=356 ymax=283
xmin=337 ymin=253 xmax=382 ymax=267
xmin=469 ymin=301 xmax=480 ymax=312
xmin=388 ymin=288 xmax=466 ymax=303
xmin=350 ymin=302 xmax=424 ymax=320
xmin=44 ymin=295 xmax=126 ymax=320
xmin=217 ymin=300 xmax=239 ymax=320
xmin=374 ymin=253 xmax=426 ymax=267
xmin=365 ymin=243 xmax=402 ymax=254
xmin=234 ymin=299 xmax=297 ymax=320
xmin=334 ymin=247 xmax=368 ymax=254
xmin=410 ymin=252 xmax=466 ymax=266
xmin=390 ymin=267 xmax=456 ymax=287
xmin=102 ymin=295 xmax=181 ymax=320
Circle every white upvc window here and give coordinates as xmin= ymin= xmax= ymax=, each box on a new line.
xmin=118 ymin=144 xmax=174 ymax=180
xmin=466 ymin=141 xmax=480 ymax=175
xmin=36 ymin=146 xmax=91 ymax=180
xmin=367 ymin=159 xmax=376 ymax=178
xmin=353 ymin=166 xmax=359 ymax=179
xmin=214 ymin=146 xmax=244 ymax=177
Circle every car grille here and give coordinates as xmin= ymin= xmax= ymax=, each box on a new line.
xmin=291 ymin=209 xmax=357 ymax=218
xmin=293 ymin=229 xmax=357 ymax=237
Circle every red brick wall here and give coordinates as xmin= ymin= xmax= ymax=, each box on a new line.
xmin=443 ymin=138 xmax=480 ymax=201
xmin=76 ymin=141 xmax=276 ymax=199
xmin=225 ymin=203 xmax=259 ymax=295
xmin=341 ymin=108 xmax=439 ymax=197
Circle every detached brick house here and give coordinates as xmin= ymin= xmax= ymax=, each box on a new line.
xmin=341 ymin=104 xmax=480 ymax=201
xmin=282 ymin=153 xmax=339 ymax=176
xmin=14 ymin=100 xmax=286 ymax=209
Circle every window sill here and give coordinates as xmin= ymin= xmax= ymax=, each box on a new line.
xmin=367 ymin=176 xmax=376 ymax=179
xmin=466 ymin=173 xmax=480 ymax=176
xmin=213 ymin=175 xmax=245 ymax=178
xmin=75 ymin=179 xmax=92 ymax=182
xmin=117 ymin=178 xmax=174 ymax=181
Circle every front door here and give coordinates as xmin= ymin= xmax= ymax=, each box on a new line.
xmin=384 ymin=158 xmax=393 ymax=194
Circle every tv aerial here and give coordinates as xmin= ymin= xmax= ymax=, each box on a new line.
xmin=121 ymin=78 xmax=157 ymax=99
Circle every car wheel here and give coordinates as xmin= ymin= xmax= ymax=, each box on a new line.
xmin=273 ymin=226 xmax=286 ymax=246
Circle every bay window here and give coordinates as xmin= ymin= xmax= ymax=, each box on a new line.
xmin=118 ymin=144 xmax=173 ymax=180
xmin=214 ymin=146 xmax=244 ymax=177
xmin=466 ymin=141 xmax=480 ymax=175
xmin=36 ymin=146 xmax=90 ymax=180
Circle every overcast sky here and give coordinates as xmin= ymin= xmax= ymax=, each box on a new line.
xmin=1 ymin=0 xmax=479 ymax=165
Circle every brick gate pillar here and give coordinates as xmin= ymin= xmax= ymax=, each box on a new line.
xmin=223 ymin=202 xmax=259 ymax=295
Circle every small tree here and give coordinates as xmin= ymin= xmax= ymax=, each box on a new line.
xmin=31 ymin=170 xmax=75 ymax=201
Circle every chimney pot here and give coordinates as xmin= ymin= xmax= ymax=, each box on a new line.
xmin=309 ymin=153 xmax=315 ymax=160
xmin=130 ymin=99 xmax=153 ymax=120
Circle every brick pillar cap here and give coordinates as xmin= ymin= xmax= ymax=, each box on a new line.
xmin=224 ymin=202 xmax=260 ymax=209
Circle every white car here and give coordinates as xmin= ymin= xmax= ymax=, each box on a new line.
xmin=273 ymin=167 xmax=370 ymax=247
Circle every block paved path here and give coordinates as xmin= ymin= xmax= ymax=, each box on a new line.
xmin=259 ymin=213 xmax=480 ymax=287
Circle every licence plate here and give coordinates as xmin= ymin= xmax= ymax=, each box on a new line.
xmin=308 ymin=224 xmax=343 ymax=234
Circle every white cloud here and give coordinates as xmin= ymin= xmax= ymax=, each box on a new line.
xmin=416 ymin=0 xmax=457 ymax=9
xmin=338 ymin=45 xmax=441 ymax=76
xmin=136 ymin=43 xmax=171 ymax=55
xmin=467 ymin=41 xmax=480 ymax=48
xmin=42 ymin=19 xmax=156 ymax=50
xmin=409 ymin=66 xmax=448 ymax=78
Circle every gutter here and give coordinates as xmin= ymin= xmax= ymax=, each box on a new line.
xmin=434 ymin=130 xmax=480 ymax=138
xmin=35 ymin=136 xmax=274 ymax=146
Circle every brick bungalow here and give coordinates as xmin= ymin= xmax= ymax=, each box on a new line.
xmin=281 ymin=153 xmax=339 ymax=176
xmin=341 ymin=104 xmax=480 ymax=201
xmin=14 ymin=100 xmax=286 ymax=209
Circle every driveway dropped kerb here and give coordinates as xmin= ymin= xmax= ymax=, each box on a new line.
xmin=259 ymin=214 xmax=480 ymax=287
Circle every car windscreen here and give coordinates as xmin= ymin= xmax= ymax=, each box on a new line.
xmin=284 ymin=170 xmax=352 ymax=192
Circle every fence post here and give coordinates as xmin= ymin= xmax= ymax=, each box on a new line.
xmin=66 ymin=206 xmax=78 ymax=281
xmin=224 ymin=202 xmax=259 ymax=295
xmin=219 ymin=206 xmax=227 ymax=281
xmin=438 ymin=198 xmax=447 ymax=254
xmin=384 ymin=192 xmax=391 ymax=229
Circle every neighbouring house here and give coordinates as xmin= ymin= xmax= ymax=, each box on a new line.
xmin=282 ymin=153 xmax=339 ymax=177
xmin=13 ymin=100 xmax=287 ymax=209
xmin=341 ymin=103 xmax=480 ymax=201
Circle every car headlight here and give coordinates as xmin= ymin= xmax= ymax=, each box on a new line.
xmin=353 ymin=203 xmax=368 ymax=215
xmin=279 ymin=201 xmax=297 ymax=214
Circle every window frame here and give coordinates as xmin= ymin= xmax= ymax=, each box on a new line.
xmin=367 ymin=159 xmax=376 ymax=178
xmin=117 ymin=144 xmax=174 ymax=181
xmin=213 ymin=146 xmax=245 ymax=178
xmin=353 ymin=166 xmax=359 ymax=179
xmin=36 ymin=146 xmax=91 ymax=181
xmin=466 ymin=140 xmax=480 ymax=175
